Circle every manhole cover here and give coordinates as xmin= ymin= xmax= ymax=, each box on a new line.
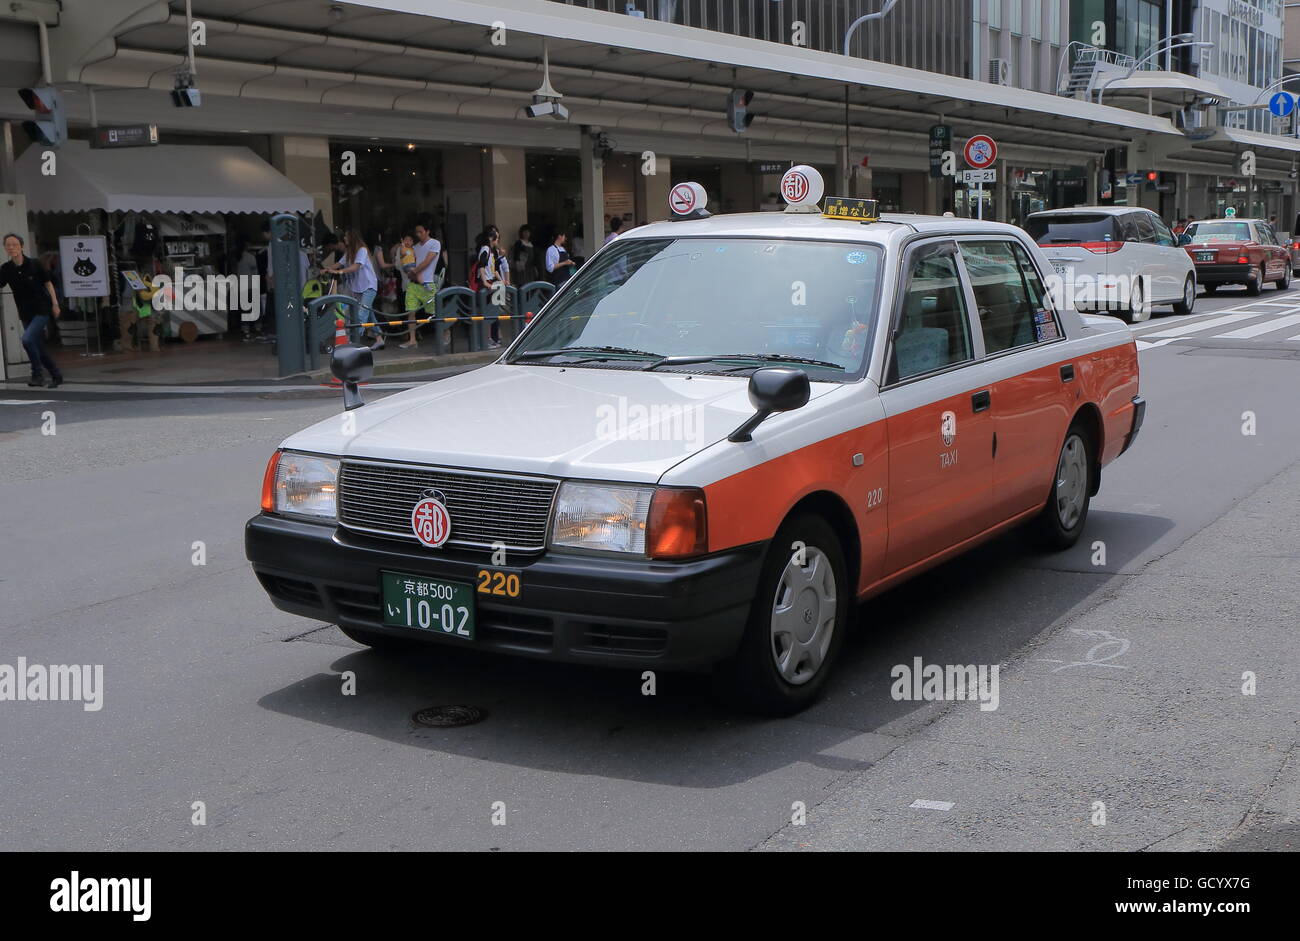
xmin=412 ymin=705 xmax=487 ymax=728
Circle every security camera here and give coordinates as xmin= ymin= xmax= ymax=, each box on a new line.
xmin=526 ymin=98 xmax=569 ymax=121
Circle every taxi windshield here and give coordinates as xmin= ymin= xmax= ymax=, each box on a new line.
xmin=509 ymin=237 xmax=883 ymax=379
xmin=1185 ymin=222 xmax=1253 ymax=243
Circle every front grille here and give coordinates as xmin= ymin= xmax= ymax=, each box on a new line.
xmin=337 ymin=460 xmax=558 ymax=552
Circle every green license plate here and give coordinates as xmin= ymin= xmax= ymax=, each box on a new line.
xmin=380 ymin=572 xmax=475 ymax=640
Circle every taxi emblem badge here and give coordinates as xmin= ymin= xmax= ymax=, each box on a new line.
xmin=941 ymin=411 xmax=957 ymax=447
xmin=411 ymin=490 xmax=452 ymax=548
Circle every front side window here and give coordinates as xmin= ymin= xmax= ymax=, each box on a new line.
xmin=1151 ymin=216 xmax=1176 ymax=247
xmin=509 ymin=237 xmax=884 ymax=379
xmin=959 ymin=240 xmax=1051 ymax=354
xmin=890 ymin=243 xmax=974 ymax=382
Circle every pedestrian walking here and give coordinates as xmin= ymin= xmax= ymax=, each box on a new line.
xmin=324 ymin=229 xmax=382 ymax=349
xmin=476 ymin=230 xmax=506 ymax=348
xmin=511 ymin=225 xmax=539 ymax=285
xmin=1 ymin=233 xmax=63 ymax=387
xmin=545 ymin=231 xmax=575 ymax=287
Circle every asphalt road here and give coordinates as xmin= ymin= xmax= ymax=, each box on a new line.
xmin=1 ymin=286 xmax=1296 ymax=851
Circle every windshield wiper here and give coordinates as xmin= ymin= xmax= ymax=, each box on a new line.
xmin=513 ymin=345 xmax=660 ymax=363
xmin=644 ymin=352 xmax=844 ymax=372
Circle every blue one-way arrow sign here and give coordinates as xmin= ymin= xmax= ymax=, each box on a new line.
xmin=1269 ymin=92 xmax=1294 ymax=117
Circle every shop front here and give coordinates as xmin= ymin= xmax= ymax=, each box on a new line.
xmin=8 ymin=140 xmax=312 ymax=383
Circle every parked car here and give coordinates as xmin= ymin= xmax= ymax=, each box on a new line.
xmin=1025 ymin=206 xmax=1197 ymax=323
xmin=1179 ymin=218 xmax=1292 ymax=295
xmin=246 ymin=168 xmax=1144 ymax=716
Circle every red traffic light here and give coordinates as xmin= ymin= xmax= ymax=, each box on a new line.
xmin=18 ymin=87 xmax=54 ymax=114
xmin=1146 ymin=171 xmax=1158 ymax=181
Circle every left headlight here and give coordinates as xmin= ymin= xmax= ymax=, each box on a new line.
xmin=551 ymin=482 xmax=653 ymax=554
xmin=262 ymin=451 xmax=339 ymax=521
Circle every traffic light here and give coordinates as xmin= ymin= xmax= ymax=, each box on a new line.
xmin=1145 ymin=170 xmax=1159 ymax=191
xmin=17 ymin=86 xmax=66 ymax=148
xmin=727 ymin=89 xmax=754 ymax=133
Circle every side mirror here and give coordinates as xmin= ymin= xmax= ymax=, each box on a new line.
xmin=728 ymin=367 xmax=811 ymax=443
xmin=331 ymin=344 xmax=374 ymax=410
xmin=1177 ymin=233 xmax=1192 ymax=246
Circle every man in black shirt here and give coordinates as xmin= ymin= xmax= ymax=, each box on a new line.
xmin=0 ymin=233 xmax=63 ymax=387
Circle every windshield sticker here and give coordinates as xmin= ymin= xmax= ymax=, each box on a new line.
xmin=846 ymin=250 xmax=868 ymax=265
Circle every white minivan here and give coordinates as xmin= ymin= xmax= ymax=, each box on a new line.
xmin=1025 ymin=207 xmax=1196 ymax=323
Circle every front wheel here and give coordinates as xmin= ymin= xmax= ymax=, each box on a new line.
xmin=1171 ymin=276 xmax=1196 ymax=316
xmin=714 ymin=514 xmax=849 ymax=716
xmin=1036 ymin=425 xmax=1093 ymax=550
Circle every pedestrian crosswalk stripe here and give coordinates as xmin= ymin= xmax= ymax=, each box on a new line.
xmin=1215 ymin=313 xmax=1300 ymax=339
xmin=1139 ymin=312 xmax=1258 ymax=338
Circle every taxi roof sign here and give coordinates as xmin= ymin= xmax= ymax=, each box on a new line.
xmin=669 ymin=181 xmax=710 ymax=219
xmin=822 ymin=197 xmax=879 ymax=222
xmin=781 ymin=165 xmax=824 ymax=213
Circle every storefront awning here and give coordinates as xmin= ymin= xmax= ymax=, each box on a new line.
xmin=15 ymin=140 xmax=313 ymax=214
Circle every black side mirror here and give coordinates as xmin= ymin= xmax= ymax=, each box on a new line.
xmin=331 ymin=344 xmax=374 ymax=410
xmin=728 ymin=367 xmax=811 ymax=442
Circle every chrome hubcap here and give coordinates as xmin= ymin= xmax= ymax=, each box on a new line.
xmin=1055 ymin=434 xmax=1088 ymax=530
xmin=1184 ymin=279 xmax=1194 ymax=308
xmin=770 ymin=546 xmax=837 ymax=686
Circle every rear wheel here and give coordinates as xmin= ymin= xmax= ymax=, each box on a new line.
xmin=1171 ymin=276 xmax=1196 ymax=315
xmin=1276 ymin=266 xmax=1290 ymax=291
xmin=1246 ymin=268 xmax=1263 ymax=296
xmin=714 ymin=514 xmax=849 ymax=716
xmin=1036 ymin=425 xmax=1093 ymax=550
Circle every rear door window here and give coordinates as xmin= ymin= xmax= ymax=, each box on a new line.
xmin=1025 ymin=214 xmax=1115 ymax=245
xmin=889 ymin=242 xmax=975 ymax=382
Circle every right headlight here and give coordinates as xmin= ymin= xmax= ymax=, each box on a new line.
xmin=551 ymin=482 xmax=706 ymax=558
xmin=261 ymin=450 xmax=339 ymax=521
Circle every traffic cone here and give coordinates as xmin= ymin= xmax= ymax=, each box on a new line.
xmin=325 ymin=316 xmax=349 ymax=388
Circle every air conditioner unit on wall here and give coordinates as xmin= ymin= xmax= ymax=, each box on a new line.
xmin=989 ymin=58 xmax=1011 ymax=86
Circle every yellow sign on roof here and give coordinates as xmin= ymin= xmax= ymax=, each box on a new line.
xmin=822 ymin=197 xmax=880 ymax=222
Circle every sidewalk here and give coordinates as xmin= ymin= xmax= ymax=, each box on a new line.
xmin=759 ymin=460 xmax=1300 ymax=852
xmin=1 ymin=334 xmax=498 ymax=394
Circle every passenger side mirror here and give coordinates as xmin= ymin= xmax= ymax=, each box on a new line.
xmin=727 ymin=367 xmax=810 ymax=443
xmin=331 ymin=344 xmax=374 ymax=410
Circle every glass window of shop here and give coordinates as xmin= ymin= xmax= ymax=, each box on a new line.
xmin=1115 ymin=0 xmax=1161 ymax=64
xmin=327 ymin=142 xmax=447 ymax=254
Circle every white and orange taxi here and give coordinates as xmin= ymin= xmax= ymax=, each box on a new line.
xmin=247 ymin=167 xmax=1144 ymax=715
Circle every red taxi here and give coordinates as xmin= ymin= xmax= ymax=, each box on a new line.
xmin=1179 ymin=218 xmax=1291 ymax=295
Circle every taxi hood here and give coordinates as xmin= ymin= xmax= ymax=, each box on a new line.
xmin=280 ymin=363 xmax=845 ymax=483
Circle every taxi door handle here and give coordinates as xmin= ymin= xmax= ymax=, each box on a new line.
xmin=1060 ymin=364 xmax=1075 ymax=383
xmin=971 ymin=390 xmax=991 ymax=413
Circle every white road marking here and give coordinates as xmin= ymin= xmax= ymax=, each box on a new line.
xmin=1214 ymin=313 xmax=1300 ymax=339
xmin=910 ymin=799 xmax=955 ymax=811
xmin=0 ymin=399 xmax=54 ymax=405
xmin=1138 ymin=312 xmax=1260 ymax=338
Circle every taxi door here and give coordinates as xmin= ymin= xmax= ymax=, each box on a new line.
xmin=956 ymin=238 xmax=1074 ymax=528
xmin=880 ymin=239 xmax=994 ymax=576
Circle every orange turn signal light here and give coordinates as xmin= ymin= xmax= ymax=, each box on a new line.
xmin=646 ymin=487 xmax=707 ymax=559
xmin=260 ymin=450 xmax=282 ymax=512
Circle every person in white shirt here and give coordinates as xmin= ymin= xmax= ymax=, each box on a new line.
xmin=545 ymin=231 xmax=575 ymax=286
xmin=324 ymin=229 xmax=383 ymax=349
xmin=411 ymin=222 xmax=441 ymax=289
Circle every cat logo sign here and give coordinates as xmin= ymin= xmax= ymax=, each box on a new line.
xmin=58 ymin=235 xmax=110 ymax=298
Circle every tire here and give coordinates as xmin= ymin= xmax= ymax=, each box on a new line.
xmin=1246 ymin=269 xmax=1262 ymax=296
xmin=1036 ymin=424 xmax=1093 ymax=551
xmin=1171 ymin=275 xmax=1196 ymax=316
xmin=1276 ymin=267 xmax=1290 ymax=291
xmin=714 ymin=514 xmax=849 ymax=716
xmin=1122 ymin=278 xmax=1148 ymax=324
xmin=337 ymin=623 xmax=417 ymax=652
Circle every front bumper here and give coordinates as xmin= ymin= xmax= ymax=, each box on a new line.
xmin=246 ymin=514 xmax=765 ymax=669
xmin=1194 ymin=263 xmax=1257 ymax=285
